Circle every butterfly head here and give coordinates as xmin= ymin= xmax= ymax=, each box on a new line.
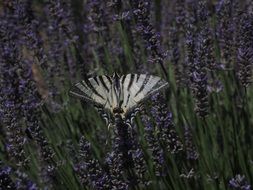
xmin=113 ymin=107 xmax=124 ymax=114
xmin=112 ymin=72 xmax=120 ymax=79
xmin=112 ymin=106 xmax=124 ymax=119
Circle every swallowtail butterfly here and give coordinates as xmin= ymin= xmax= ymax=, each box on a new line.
xmin=69 ymin=73 xmax=168 ymax=127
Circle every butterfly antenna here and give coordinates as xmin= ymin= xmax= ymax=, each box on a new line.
xmin=105 ymin=139 xmax=109 ymax=146
xmin=105 ymin=123 xmax=113 ymax=145
xmin=107 ymin=123 xmax=113 ymax=130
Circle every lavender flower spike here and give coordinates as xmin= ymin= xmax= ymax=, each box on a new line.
xmin=228 ymin=174 xmax=251 ymax=190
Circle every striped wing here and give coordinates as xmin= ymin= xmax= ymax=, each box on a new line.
xmin=69 ymin=73 xmax=168 ymax=123
xmin=120 ymin=74 xmax=168 ymax=114
xmin=69 ymin=75 xmax=112 ymax=110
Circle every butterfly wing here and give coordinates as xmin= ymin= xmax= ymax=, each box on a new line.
xmin=120 ymin=74 xmax=168 ymax=114
xmin=69 ymin=75 xmax=113 ymax=109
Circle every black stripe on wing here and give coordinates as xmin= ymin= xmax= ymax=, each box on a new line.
xmin=82 ymin=79 xmax=105 ymax=100
xmin=69 ymin=83 xmax=94 ymax=102
xmin=125 ymin=75 xmax=168 ymax=116
xmin=125 ymin=94 xmax=131 ymax=108
xmin=99 ymin=76 xmax=109 ymax=92
xmin=134 ymin=74 xmax=151 ymax=97
xmin=93 ymin=77 xmax=99 ymax=85
xmin=127 ymin=74 xmax=135 ymax=90
xmin=105 ymin=75 xmax=112 ymax=85
xmin=136 ymin=74 xmax=140 ymax=82
xmin=119 ymin=75 xmax=127 ymax=108
xmin=121 ymin=75 xmax=127 ymax=85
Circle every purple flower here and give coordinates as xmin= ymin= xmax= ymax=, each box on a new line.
xmin=81 ymin=0 xmax=118 ymax=75
xmin=0 ymin=166 xmax=15 ymax=189
xmin=15 ymin=170 xmax=38 ymax=190
xmin=142 ymin=114 xmax=165 ymax=176
xmin=236 ymin=13 xmax=253 ymax=87
xmin=0 ymin=165 xmax=38 ymax=190
xmin=26 ymin=181 xmax=38 ymax=190
xmin=169 ymin=25 xmax=182 ymax=85
xmin=105 ymin=151 xmax=128 ymax=190
xmin=132 ymin=148 xmax=150 ymax=186
xmin=130 ymin=0 xmax=167 ymax=76
xmin=151 ymin=93 xmax=183 ymax=154
xmin=107 ymin=120 xmax=145 ymax=188
xmin=175 ymin=0 xmax=186 ymax=34
xmin=185 ymin=7 xmax=196 ymax=86
xmin=216 ymin=0 xmax=235 ymax=67
xmin=196 ymin=1 xmax=217 ymax=71
xmin=0 ymin=6 xmax=28 ymax=166
xmin=191 ymin=1 xmax=211 ymax=118
xmin=229 ymin=174 xmax=251 ymax=190
xmin=0 ymin=3 xmax=56 ymax=188
xmin=183 ymin=126 xmax=199 ymax=160
xmin=19 ymin=60 xmax=55 ymax=165
xmin=24 ymin=19 xmax=48 ymax=69
xmin=76 ymin=136 xmax=112 ymax=189
xmin=42 ymin=0 xmax=80 ymax=101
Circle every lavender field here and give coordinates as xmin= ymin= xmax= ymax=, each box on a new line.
xmin=0 ymin=0 xmax=253 ymax=189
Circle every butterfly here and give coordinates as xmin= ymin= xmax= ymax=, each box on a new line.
xmin=69 ymin=73 xmax=168 ymax=127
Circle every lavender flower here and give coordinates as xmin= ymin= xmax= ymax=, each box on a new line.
xmin=216 ymin=0 xmax=234 ymax=66
xmin=192 ymin=54 xmax=209 ymax=117
xmin=15 ymin=170 xmax=38 ymax=190
xmin=168 ymin=0 xmax=189 ymax=86
xmin=106 ymin=118 xmax=142 ymax=188
xmin=142 ymin=114 xmax=165 ymax=176
xmin=151 ymin=93 xmax=183 ymax=154
xmin=228 ymin=174 xmax=251 ymax=190
xmin=20 ymin=60 xmax=55 ymax=189
xmin=20 ymin=60 xmax=55 ymax=163
xmin=43 ymin=0 xmax=79 ymax=100
xmin=237 ymin=13 xmax=253 ymax=87
xmin=0 ymin=11 xmax=28 ymax=167
xmin=0 ymin=165 xmax=38 ymax=190
xmin=175 ymin=0 xmax=186 ymax=34
xmin=105 ymin=151 xmax=129 ymax=190
xmin=21 ymin=62 xmax=56 ymax=188
xmin=83 ymin=0 xmax=110 ymax=35
xmin=110 ymin=1 xmax=143 ymax=70
xmin=183 ymin=126 xmax=199 ymax=160
xmin=24 ymin=19 xmax=48 ymax=70
xmin=202 ymin=22 xmax=217 ymax=71
xmin=160 ymin=0 xmax=174 ymax=46
xmin=0 ymin=166 xmax=15 ymax=190
xmin=82 ymin=0 xmax=112 ymax=71
xmin=185 ymin=0 xmax=197 ymax=87
xmin=192 ymin=1 xmax=210 ymax=117
xmin=132 ymin=149 xmax=149 ymax=186
xmin=0 ymin=3 xmax=56 ymax=188
xmin=130 ymin=125 xmax=149 ymax=186
xmin=130 ymin=0 xmax=167 ymax=76
xmin=76 ymin=136 xmax=111 ymax=189
xmin=169 ymin=25 xmax=181 ymax=85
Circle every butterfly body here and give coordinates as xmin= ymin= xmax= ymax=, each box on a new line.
xmin=69 ymin=73 xmax=168 ymax=126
